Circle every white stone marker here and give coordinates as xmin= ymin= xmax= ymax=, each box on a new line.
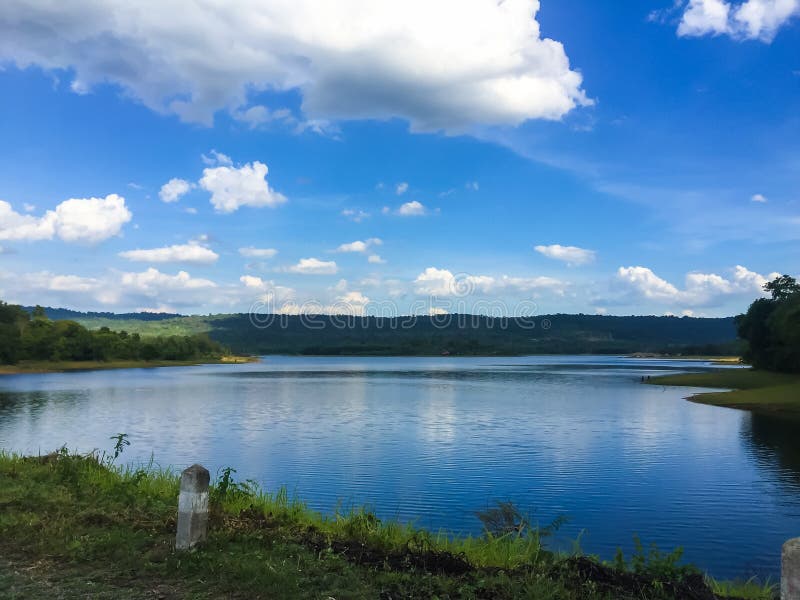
xmin=784 ymin=538 xmax=800 ymax=600
xmin=176 ymin=464 xmax=210 ymax=551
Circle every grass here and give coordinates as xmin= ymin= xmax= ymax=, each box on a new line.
xmin=0 ymin=356 xmax=257 ymax=376
xmin=0 ymin=445 xmax=776 ymax=599
xmin=647 ymin=368 xmax=800 ymax=415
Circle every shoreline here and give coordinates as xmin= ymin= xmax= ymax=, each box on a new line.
xmin=647 ymin=368 xmax=800 ymax=415
xmin=0 ymin=355 xmax=258 ymax=376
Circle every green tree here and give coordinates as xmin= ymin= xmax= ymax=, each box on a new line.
xmin=737 ymin=275 xmax=800 ymax=373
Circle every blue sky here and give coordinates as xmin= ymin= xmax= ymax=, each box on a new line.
xmin=0 ymin=0 xmax=798 ymax=317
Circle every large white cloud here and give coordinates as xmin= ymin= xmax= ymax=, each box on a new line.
xmin=0 ymin=195 xmax=131 ymax=243
xmin=616 ymin=264 xmax=781 ymax=307
xmin=534 ymin=244 xmax=596 ymax=266
xmin=677 ymin=0 xmax=799 ymax=41
xmin=199 ymin=161 xmax=287 ymax=213
xmin=0 ymin=0 xmax=590 ymax=133
xmin=118 ymin=242 xmax=219 ymax=264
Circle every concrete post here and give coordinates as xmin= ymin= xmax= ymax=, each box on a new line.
xmin=784 ymin=538 xmax=800 ymax=600
xmin=176 ymin=464 xmax=210 ymax=551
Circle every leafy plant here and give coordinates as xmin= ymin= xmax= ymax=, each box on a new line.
xmin=108 ymin=433 xmax=130 ymax=462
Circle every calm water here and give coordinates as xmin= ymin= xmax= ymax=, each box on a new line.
xmin=1 ymin=355 xmax=799 ymax=579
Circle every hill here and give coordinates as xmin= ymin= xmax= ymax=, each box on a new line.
xmin=46 ymin=309 xmax=742 ymax=356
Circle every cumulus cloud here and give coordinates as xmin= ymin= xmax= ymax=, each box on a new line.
xmin=677 ymin=0 xmax=799 ymax=41
xmin=0 ymin=195 xmax=131 ymax=243
xmin=199 ymin=161 xmax=287 ymax=213
xmin=751 ymin=193 xmax=768 ymax=203
xmin=396 ymin=201 xmax=427 ymax=216
xmin=396 ymin=182 xmax=409 ymax=195
xmin=616 ymin=264 xmax=781 ymax=307
xmin=534 ymin=244 xmax=596 ymax=266
xmin=159 ymin=178 xmax=193 ymax=203
xmin=368 ymin=254 xmax=386 ymax=264
xmin=414 ymin=267 xmax=565 ymax=296
xmin=335 ymin=238 xmax=382 ymax=253
xmin=0 ymin=267 xmax=222 ymax=311
xmin=239 ymin=247 xmax=278 ymax=259
xmin=118 ymin=242 xmax=219 ymax=264
xmin=0 ymin=0 xmax=590 ymax=133
xmin=287 ymin=258 xmax=338 ymax=275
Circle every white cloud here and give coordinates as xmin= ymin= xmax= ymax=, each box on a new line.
xmin=0 ymin=0 xmax=590 ymax=133
xmin=239 ymin=275 xmax=295 ymax=304
xmin=534 ymin=244 xmax=596 ymax=266
xmin=288 ymin=257 xmax=338 ymax=275
xmin=335 ymin=238 xmax=382 ymax=253
xmin=678 ymin=0 xmax=732 ymax=36
xmin=465 ymin=181 xmax=480 ymax=191
xmin=396 ymin=182 xmax=409 ymax=195
xmin=23 ymin=203 xmax=35 ymax=212
xmin=239 ymin=247 xmax=278 ymax=259
xmin=201 ymin=150 xmax=232 ymax=166
xmin=159 ymin=178 xmax=193 ymax=203
xmin=0 ymin=195 xmax=131 ymax=243
xmin=118 ymin=242 xmax=219 ymax=264
xmin=342 ymin=209 xmax=370 ymax=222
xmin=120 ymin=268 xmax=217 ymax=293
xmin=677 ymin=0 xmax=800 ymax=41
xmin=751 ymin=193 xmax=768 ymax=203
xmin=199 ymin=161 xmax=287 ymax=213
xmin=414 ymin=267 xmax=565 ymax=296
xmin=616 ymin=264 xmax=781 ymax=307
xmin=368 ymin=254 xmax=386 ymax=264
xmin=396 ymin=201 xmax=427 ymax=216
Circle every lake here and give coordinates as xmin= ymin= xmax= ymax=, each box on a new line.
xmin=1 ymin=355 xmax=798 ymax=580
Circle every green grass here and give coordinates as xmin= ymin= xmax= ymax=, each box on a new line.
xmin=648 ymin=368 xmax=800 ymax=415
xmin=0 ymin=447 xmax=775 ymax=599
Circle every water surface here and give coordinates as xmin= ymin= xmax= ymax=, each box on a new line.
xmin=1 ymin=355 xmax=798 ymax=579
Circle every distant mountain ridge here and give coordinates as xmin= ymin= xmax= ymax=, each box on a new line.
xmin=23 ymin=306 xmax=184 ymax=321
xmin=33 ymin=307 xmax=742 ymax=356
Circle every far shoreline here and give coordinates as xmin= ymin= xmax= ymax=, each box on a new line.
xmin=0 ymin=356 xmax=259 ymax=376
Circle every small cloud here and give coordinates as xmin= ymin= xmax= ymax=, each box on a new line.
xmin=368 ymin=254 xmax=386 ymax=264
xmin=239 ymin=247 xmax=278 ymax=259
xmin=396 ymin=200 xmax=427 ymax=216
xmin=342 ymin=209 xmax=370 ymax=222
xmin=23 ymin=203 xmax=36 ymax=212
xmin=336 ymin=238 xmax=382 ymax=253
xmin=751 ymin=193 xmax=768 ymax=203
xmin=127 ymin=182 xmax=144 ymax=190
xmin=184 ymin=207 xmax=198 ymax=215
xmin=465 ymin=181 xmax=479 ymax=191
xmin=534 ymin=244 xmax=596 ymax=266
xmin=159 ymin=178 xmax=194 ymax=203
xmin=201 ymin=149 xmax=232 ymax=166
xmin=396 ymin=182 xmax=409 ymax=195
xmin=288 ymin=257 xmax=338 ymax=275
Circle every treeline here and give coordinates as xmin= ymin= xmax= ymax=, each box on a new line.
xmin=208 ymin=313 xmax=740 ymax=356
xmin=0 ymin=302 xmax=225 ymax=365
xmin=737 ymin=275 xmax=800 ymax=373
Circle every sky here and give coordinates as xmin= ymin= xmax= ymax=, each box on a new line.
xmin=0 ymin=0 xmax=798 ymax=318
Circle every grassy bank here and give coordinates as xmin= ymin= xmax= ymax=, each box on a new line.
xmin=0 ymin=355 xmax=257 ymax=376
xmin=0 ymin=447 xmax=774 ymax=599
xmin=648 ymin=368 xmax=800 ymax=415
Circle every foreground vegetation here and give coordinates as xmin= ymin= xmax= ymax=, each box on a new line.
xmin=0 ymin=301 xmax=229 ymax=366
xmin=0 ymin=445 xmax=775 ymax=599
xmin=0 ymin=355 xmax=255 ymax=375
xmin=648 ymin=368 xmax=800 ymax=415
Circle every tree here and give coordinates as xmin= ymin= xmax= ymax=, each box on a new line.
xmin=764 ymin=275 xmax=800 ymax=301
xmin=737 ymin=275 xmax=800 ymax=373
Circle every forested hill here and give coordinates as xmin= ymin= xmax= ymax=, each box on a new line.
xmin=51 ymin=310 xmax=741 ymax=356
